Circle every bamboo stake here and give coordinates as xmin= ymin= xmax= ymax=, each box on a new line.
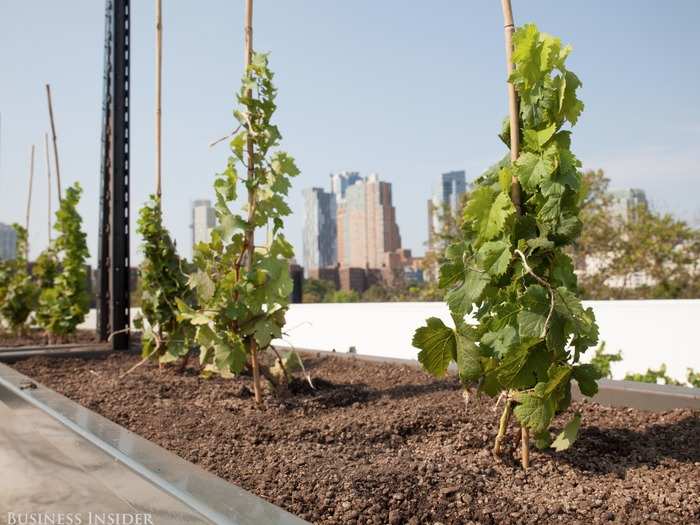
xmin=521 ymin=427 xmax=530 ymax=470
xmin=46 ymin=84 xmax=62 ymax=202
xmin=155 ymin=0 xmax=163 ymax=199
xmin=493 ymin=398 xmax=513 ymax=456
xmin=243 ymin=0 xmax=262 ymax=407
xmin=500 ymin=0 xmax=522 ymax=215
xmin=45 ymin=133 xmax=52 ymax=242
xmin=26 ymin=145 xmax=35 ymax=256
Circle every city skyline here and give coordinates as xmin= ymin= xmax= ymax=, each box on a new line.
xmin=1 ymin=2 xmax=699 ymax=265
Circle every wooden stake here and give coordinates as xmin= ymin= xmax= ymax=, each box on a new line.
xmin=243 ymin=0 xmax=262 ymax=406
xmin=493 ymin=398 xmax=513 ymax=456
xmin=45 ymin=133 xmax=52 ymax=242
xmin=26 ymin=144 xmax=35 ymax=256
xmin=155 ymin=0 xmax=163 ymax=199
xmin=521 ymin=426 xmax=530 ymax=470
xmin=500 ymin=0 xmax=522 ymax=215
xmin=46 ymin=84 xmax=62 ymax=202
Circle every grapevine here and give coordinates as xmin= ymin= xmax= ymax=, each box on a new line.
xmin=0 ymin=224 xmax=38 ymax=334
xmin=178 ymin=52 xmax=299 ymax=403
xmin=36 ymin=183 xmax=90 ymax=340
xmin=134 ymin=196 xmax=194 ymax=365
xmin=413 ymin=24 xmax=600 ymax=465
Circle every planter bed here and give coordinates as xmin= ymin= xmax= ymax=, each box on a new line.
xmin=11 ymin=352 xmax=700 ymax=525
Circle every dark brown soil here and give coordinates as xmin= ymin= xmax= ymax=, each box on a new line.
xmin=0 ymin=329 xmax=99 ymax=347
xmin=11 ymin=353 xmax=700 ymax=525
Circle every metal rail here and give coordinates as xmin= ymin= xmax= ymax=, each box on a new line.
xmin=0 ymin=362 xmax=309 ymax=524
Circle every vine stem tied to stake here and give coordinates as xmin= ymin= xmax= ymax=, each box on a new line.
xmin=243 ymin=0 xmax=263 ymax=407
xmin=514 ymin=249 xmax=555 ymax=339
xmin=500 ymin=0 xmax=531 ymax=470
xmin=500 ymin=0 xmax=522 ymax=216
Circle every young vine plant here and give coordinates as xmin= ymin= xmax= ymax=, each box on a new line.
xmin=135 ymin=196 xmax=195 ymax=366
xmin=413 ymin=24 xmax=600 ymax=460
xmin=178 ymin=52 xmax=299 ymax=402
xmin=0 ymin=224 xmax=38 ymax=334
xmin=36 ymin=183 xmax=90 ymax=340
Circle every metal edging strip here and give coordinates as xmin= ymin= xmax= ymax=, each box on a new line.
xmin=0 ymin=362 xmax=309 ymax=525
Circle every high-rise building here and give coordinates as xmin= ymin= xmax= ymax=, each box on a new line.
xmin=610 ymin=188 xmax=648 ymax=222
xmin=427 ymin=170 xmax=467 ymax=246
xmin=330 ymin=171 xmax=362 ymax=200
xmin=0 ymin=223 xmax=17 ymax=261
xmin=337 ymin=174 xmax=402 ymax=269
xmin=302 ymin=187 xmax=337 ymax=271
xmin=191 ymin=199 xmax=216 ymax=255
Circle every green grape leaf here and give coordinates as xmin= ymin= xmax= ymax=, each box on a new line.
xmin=464 ymin=188 xmax=514 ymax=242
xmin=477 ymin=240 xmax=512 ymax=276
xmin=446 ymin=269 xmax=490 ymax=316
xmin=514 ymin=149 xmax=557 ymax=193
xmin=551 ymin=413 xmax=581 ymax=451
xmin=517 ymin=284 xmax=550 ymax=338
xmin=544 ymin=364 xmax=572 ymax=395
xmin=573 ymin=364 xmax=602 ymax=397
xmin=481 ymin=325 xmax=518 ymax=358
xmin=456 ymin=332 xmax=482 ymax=384
xmin=513 ymin=383 xmax=556 ymax=434
xmin=413 ymin=318 xmax=455 ymax=377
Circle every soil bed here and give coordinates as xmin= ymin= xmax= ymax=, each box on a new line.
xmin=11 ymin=353 xmax=700 ymax=524
xmin=0 ymin=329 xmax=99 ymax=348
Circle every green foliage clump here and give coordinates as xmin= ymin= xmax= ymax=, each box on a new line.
xmin=329 ymin=289 xmax=360 ymax=303
xmin=576 ymin=169 xmax=700 ymax=300
xmin=413 ymin=24 xmax=600 ymax=454
xmin=33 ymin=248 xmax=59 ymax=291
xmin=687 ymin=369 xmax=700 ymax=388
xmin=36 ymin=183 xmax=90 ymax=338
xmin=178 ymin=53 xmax=299 ymax=394
xmin=589 ymin=342 xmax=622 ymax=379
xmin=624 ymin=364 xmax=683 ymax=386
xmin=135 ymin=196 xmax=194 ymax=363
xmin=0 ymin=224 xmax=38 ymax=333
xmin=302 ymin=278 xmax=336 ymax=303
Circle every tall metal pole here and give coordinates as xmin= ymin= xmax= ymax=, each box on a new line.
xmin=97 ymin=0 xmax=130 ymax=350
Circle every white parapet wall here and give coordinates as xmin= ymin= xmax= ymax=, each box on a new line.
xmin=276 ymin=300 xmax=700 ymax=382
xmin=80 ymin=300 xmax=700 ymax=382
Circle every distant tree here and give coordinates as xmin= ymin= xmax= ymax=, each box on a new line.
xmin=575 ymin=170 xmax=700 ymax=299
xmin=302 ymin=278 xmax=336 ymax=303
xmin=423 ymin=193 xmax=470 ymax=284
xmin=329 ymin=289 xmax=360 ymax=303
xmin=362 ymin=284 xmax=390 ymax=302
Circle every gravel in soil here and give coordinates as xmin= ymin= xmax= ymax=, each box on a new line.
xmin=11 ymin=353 xmax=700 ymax=525
xmin=0 ymin=329 xmax=98 ymax=347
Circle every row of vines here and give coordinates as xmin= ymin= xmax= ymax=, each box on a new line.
xmin=0 ymin=183 xmax=90 ymax=341
xmin=1 ymin=1 xmax=607 ymax=470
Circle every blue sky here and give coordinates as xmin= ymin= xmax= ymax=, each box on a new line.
xmin=1 ymin=1 xmax=699 ymax=265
